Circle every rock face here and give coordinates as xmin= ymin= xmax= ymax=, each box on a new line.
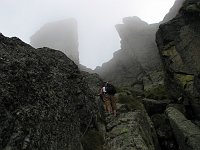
xmin=156 ymin=0 xmax=200 ymax=119
xmin=81 ymin=71 xmax=103 ymax=95
xmin=95 ymin=17 xmax=163 ymax=89
xmin=162 ymin=0 xmax=185 ymax=23
xmin=0 ymin=33 xmax=96 ymax=150
xmin=151 ymin=114 xmax=178 ymax=150
xmin=30 ymin=19 xmax=79 ymax=64
xmin=166 ymin=107 xmax=200 ymax=150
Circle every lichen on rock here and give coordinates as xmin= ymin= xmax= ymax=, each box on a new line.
xmin=156 ymin=0 xmax=200 ymax=119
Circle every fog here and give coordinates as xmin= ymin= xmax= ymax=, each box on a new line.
xmin=0 ymin=0 xmax=175 ymax=69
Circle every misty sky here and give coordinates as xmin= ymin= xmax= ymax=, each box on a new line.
xmin=0 ymin=0 xmax=175 ymax=69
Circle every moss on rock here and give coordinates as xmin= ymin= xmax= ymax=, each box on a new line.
xmin=116 ymin=87 xmax=144 ymax=97
xmin=186 ymin=3 xmax=200 ymax=13
xmin=144 ymin=84 xmax=168 ymax=100
xmin=117 ymin=90 xmax=144 ymax=111
xmin=162 ymin=46 xmax=177 ymax=57
xmin=174 ymin=74 xmax=194 ymax=89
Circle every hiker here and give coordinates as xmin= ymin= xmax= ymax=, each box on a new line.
xmin=100 ymin=82 xmax=112 ymax=114
xmin=100 ymin=82 xmax=117 ymax=116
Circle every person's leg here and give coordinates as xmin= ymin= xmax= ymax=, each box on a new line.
xmin=104 ymin=95 xmax=112 ymax=114
xmin=107 ymin=102 xmax=112 ymax=114
xmin=113 ymin=110 xmax=117 ymax=117
xmin=110 ymin=95 xmax=117 ymax=116
xmin=102 ymin=95 xmax=106 ymax=111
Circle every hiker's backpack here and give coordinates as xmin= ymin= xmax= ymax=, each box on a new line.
xmin=105 ymin=83 xmax=116 ymax=95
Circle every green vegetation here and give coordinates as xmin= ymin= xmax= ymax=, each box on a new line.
xmin=81 ymin=130 xmax=104 ymax=150
xmin=144 ymin=84 xmax=168 ymax=100
xmin=116 ymin=84 xmax=168 ymax=112
xmin=117 ymin=87 xmax=144 ymax=111
xmin=116 ymin=86 xmax=144 ymax=97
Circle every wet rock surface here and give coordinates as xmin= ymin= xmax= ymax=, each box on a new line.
xmin=0 ymin=33 xmax=96 ymax=150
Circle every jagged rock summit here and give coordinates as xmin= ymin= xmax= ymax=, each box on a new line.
xmin=115 ymin=16 xmax=161 ymax=71
xmin=95 ymin=16 xmax=163 ymax=90
xmin=30 ymin=18 xmax=79 ymax=64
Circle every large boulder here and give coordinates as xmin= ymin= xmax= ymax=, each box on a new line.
xmin=0 ymin=33 xmax=96 ymax=150
xmin=166 ymin=107 xmax=200 ymax=150
xmin=156 ymin=0 xmax=200 ymax=119
xmin=30 ymin=18 xmax=79 ymax=64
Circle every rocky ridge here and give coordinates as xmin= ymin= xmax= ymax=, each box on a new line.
xmin=105 ymin=104 xmax=160 ymax=150
xmin=0 ymin=33 xmax=96 ymax=150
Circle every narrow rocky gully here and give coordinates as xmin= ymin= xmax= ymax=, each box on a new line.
xmin=82 ymin=84 xmax=175 ymax=150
